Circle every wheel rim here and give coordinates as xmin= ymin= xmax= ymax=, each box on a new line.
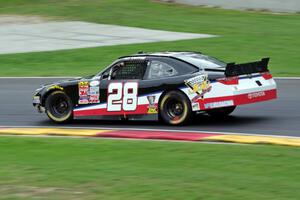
xmin=166 ymin=99 xmax=184 ymax=120
xmin=50 ymin=96 xmax=69 ymax=117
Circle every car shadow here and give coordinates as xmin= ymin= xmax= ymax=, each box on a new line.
xmin=38 ymin=114 xmax=271 ymax=129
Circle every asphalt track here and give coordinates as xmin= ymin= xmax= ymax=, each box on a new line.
xmin=165 ymin=0 xmax=300 ymax=13
xmin=0 ymin=78 xmax=299 ymax=137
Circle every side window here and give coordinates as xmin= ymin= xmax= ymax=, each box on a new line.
xmin=101 ymin=68 xmax=110 ymax=80
xmin=111 ymin=60 xmax=147 ymax=80
xmin=146 ymin=60 xmax=178 ymax=79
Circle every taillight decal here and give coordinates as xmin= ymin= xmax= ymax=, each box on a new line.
xmin=261 ymin=72 xmax=272 ymax=80
xmin=217 ymin=76 xmax=239 ymax=85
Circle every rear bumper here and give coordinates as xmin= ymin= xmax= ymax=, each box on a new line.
xmin=182 ymin=72 xmax=277 ymax=111
xmin=199 ymin=88 xmax=277 ymax=110
xmin=195 ymin=73 xmax=278 ymax=110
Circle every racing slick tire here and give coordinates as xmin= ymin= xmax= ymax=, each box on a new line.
xmin=159 ymin=91 xmax=192 ymax=125
xmin=45 ymin=90 xmax=73 ymax=123
xmin=206 ymin=106 xmax=236 ymax=118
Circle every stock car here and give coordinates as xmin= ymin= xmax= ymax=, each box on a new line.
xmin=33 ymin=51 xmax=277 ymax=125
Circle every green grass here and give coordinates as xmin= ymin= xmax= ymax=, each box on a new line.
xmin=0 ymin=0 xmax=299 ymax=76
xmin=0 ymin=136 xmax=299 ymax=199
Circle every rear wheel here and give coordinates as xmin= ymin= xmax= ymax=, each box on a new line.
xmin=45 ymin=91 xmax=73 ymax=123
xmin=206 ymin=106 xmax=236 ymax=117
xmin=159 ymin=91 xmax=192 ymax=125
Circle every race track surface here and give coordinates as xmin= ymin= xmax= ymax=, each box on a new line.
xmin=165 ymin=0 xmax=300 ymax=13
xmin=0 ymin=78 xmax=299 ymax=137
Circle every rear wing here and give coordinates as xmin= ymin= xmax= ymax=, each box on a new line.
xmin=225 ymin=58 xmax=269 ymax=77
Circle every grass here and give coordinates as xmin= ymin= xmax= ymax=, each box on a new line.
xmin=0 ymin=136 xmax=299 ymax=199
xmin=0 ymin=0 xmax=299 ymax=76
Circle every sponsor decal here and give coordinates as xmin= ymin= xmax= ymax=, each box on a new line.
xmin=78 ymin=96 xmax=89 ymax=104
xmin=79 ymin=81 xmax=89 ymax=87
xmin=192 ymin=102 xmax=200 ymax=111
xmin=78 ymin=81 xmax=100 ymax=104
xmin=147 ymin=95 xmax=158 ymax=114
xmin=78 ymin=81 xmax=89 ymax=104
xmin=89 ymin=85 xmax=100 ymax=103
xmin=248 ymin=91 xmax=265 ymax=99
xmin=185 ymin=73 xmax=212 ymax=101
xmin=47 ymin=85 xmax=64 ymax=91
xmin=204 ymin=100 xmax=234 ymax=109
xmin=79 ymin=87 xmax=89 ymax=96
xmin=147 ymin=107 xmax=158 ymax=114
xmin=89 ymin=86 xmax=99 ymax=95
xmin=79 ymin=82 xmax=89 ymax=95
xmin=90 ymin=80 xmax=100 ymax=87
xmin=89 ymin=94 xmax=100 ymax=104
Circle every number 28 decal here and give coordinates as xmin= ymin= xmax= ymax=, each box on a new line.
xmin=107 ymin=82 xmax=138 ymax=111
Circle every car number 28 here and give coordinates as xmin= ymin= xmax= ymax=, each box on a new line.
xmin=107 ymin=82 xmax=138 ymax=111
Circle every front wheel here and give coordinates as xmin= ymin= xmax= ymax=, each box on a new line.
xmin=159 ymin=91 xmax=192 ymax=125
xmin=45 ymin=91 xmax=73 ymax=123
xmin=206 ymin=106 xmax=236 ymax=118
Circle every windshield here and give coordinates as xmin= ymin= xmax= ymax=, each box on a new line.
xmin=94 ymin=60 xmax=119 ymax=79
xmin=177 ymin=53 xmax=226 ymax=69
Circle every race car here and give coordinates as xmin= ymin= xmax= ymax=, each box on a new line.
xmin=33 ymin=51 xmax=277 ymax=125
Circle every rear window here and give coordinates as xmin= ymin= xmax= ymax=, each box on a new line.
xmin=146 ymin=60 xmax=178 ymax=79
xmin=177 ymin=53 xmax=226 ymax=69
xmin=144 ymin=57 xmax=198 ymax=80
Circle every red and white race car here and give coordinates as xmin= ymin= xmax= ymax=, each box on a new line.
xmin=33 ymin=52 xmax=277 ymax=125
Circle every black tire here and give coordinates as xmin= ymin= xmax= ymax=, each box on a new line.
xmin=159 ymin=91 xmax=192 ymax=125
xmin=206 ymin=106 xmax=236 ymax=118
xmin=45 ymin=91 xmax=73 ymax=123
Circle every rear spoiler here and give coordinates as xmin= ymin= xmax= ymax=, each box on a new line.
xmin=225 ymin=58 xmax=269 ymax=77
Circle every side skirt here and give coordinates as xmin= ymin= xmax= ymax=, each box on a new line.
xmin=74 ymin=114 xmax=158 ymax=121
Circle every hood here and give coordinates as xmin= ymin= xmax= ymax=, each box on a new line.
xmin=40 ymin=75 xmax=94 ymax=88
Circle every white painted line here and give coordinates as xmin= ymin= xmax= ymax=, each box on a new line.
xmin=0 ymin=125 xmax=299 ymax=139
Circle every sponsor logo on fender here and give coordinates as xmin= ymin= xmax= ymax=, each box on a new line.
xmin=89 ymin=86 xmax=99 ymax=95
xmin=79 ymin=81 xmax=89 ymax=87
xmin=147 ymin=107 xmax=158 ymax=114
xmin=78 ymin=96 xmax=89 ymax=104
xmin=90 ymin=80 xmax=100 ymax=87
xmin=79 ymin=81 xmax=89 ymax=98
xmin=79 ymin=87 xmax=88 ymax=96
xmin=248 ymin=91 xmax=265 ymax=99
xmin=78 ymin=81 xmax=100 ymax=104
xmin=204 ymin=100 xmax=234 ymax=109
xmin=147 ymin=96 xmax=158 ymax=114
xmin=185 ymin=73 xmax=212 ymax=101
xmin=89 ymin=95 xmax=100 ymax=103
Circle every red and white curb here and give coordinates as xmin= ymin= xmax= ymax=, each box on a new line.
xmin=0 ymin=127 xmax=300 ymax=147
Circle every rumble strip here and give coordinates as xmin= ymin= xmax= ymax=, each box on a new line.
xmin=0 ymin=128 xmax=300 ymax=147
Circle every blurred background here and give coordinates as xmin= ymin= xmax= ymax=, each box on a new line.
xmin=0 ymin=0 xmax=299 ymax=77
xmin=0 ymin=1 xmax=300 ymax=200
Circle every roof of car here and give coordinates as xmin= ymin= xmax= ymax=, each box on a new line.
xmin=119 ymin=51 xmax=202 ymax=59
xmin=118 ymin=51 xmax=227 ymax=70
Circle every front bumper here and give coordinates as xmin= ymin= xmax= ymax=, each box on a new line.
xmin=33 ymin=95 xmax=45 ymax=113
